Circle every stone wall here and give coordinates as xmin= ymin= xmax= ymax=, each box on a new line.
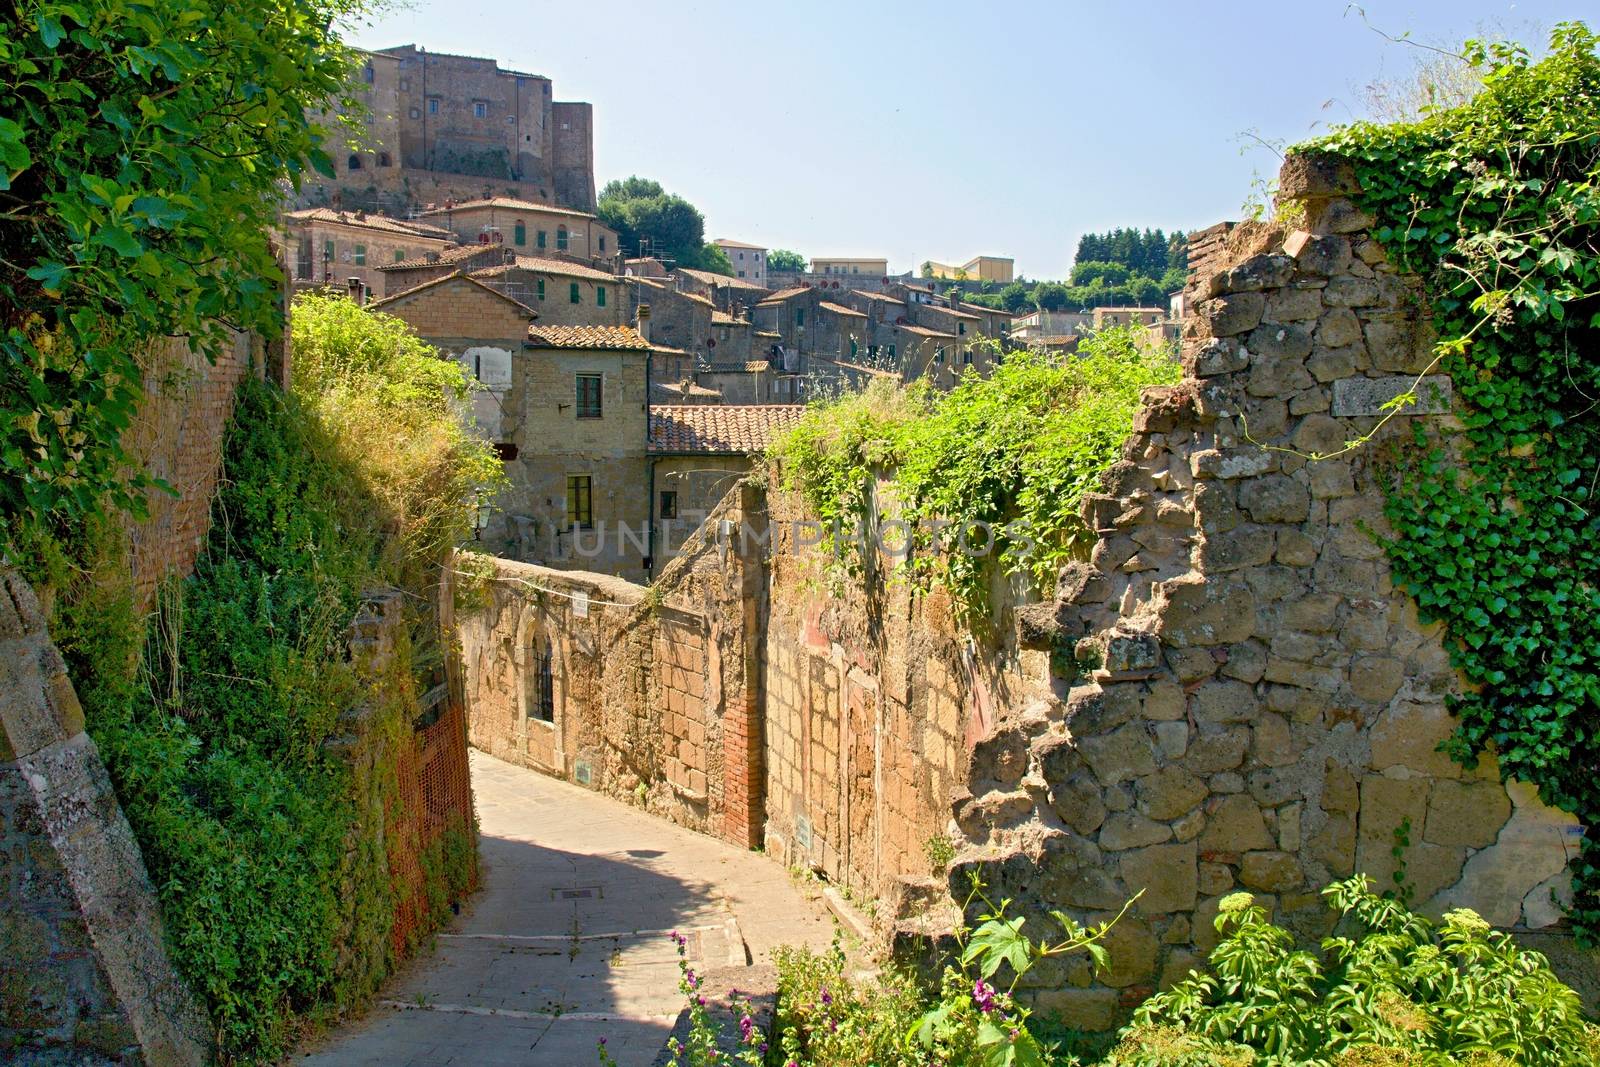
xmin=941 ymin=154 xmax=1580 ymax=1030
xmin=454 ymin=483 xmax=767 ymax=846
xmin=0 ymin=569 xmax=210 ymax=1065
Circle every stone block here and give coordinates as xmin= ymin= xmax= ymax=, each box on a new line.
xmin=1184 ymin=726 xmax=1250 ymax=775
xmin=1284 ymin=233 xmax=1352 ymax=276
xmin=1190 ymin=679 xmax=1257 ymax=725
xmin=1316 ymin=308 xmax=1363 ymax=348
xmin=1048 ymin=772 xmax=1108 ymax=837
xmin=1309 ymin=812 xmax=1357 ymax=876
xmin=1251 ymin=713 xmax=1296 ymax=768
xmin=1199 ymin=861 xmax=1234 ymax=896
xmin=1143 ymin=682 xmax=1186 ymax=722
xmin=1291 ymin=413 xmax=1348 ymax=455
xmin=1099 ymin=812 xmax=1173 ymax=851
xmin=1198 ymin=292 xmax=1266 ymax=338
xmin=1369 ymin=702 xmax=1461 ymax=779
xmin=1307 ymin=344 xmax=1361 ymax=383
xmin=1120 ymin=841 xmax=1198 ymax=914
xmin=1349 ymin=655 xmax=1404 ymax=703
xmin=1156 ymin=576 xmax=1255 ymax=649
xmin=1080 ymin=724 xmax=1158 ymax=787
xmin=1240 ymin=850 xmax=1305 ymax=892
xmin=1153 ymin=721 xmax=1189 ymax=760
xmin=1096 ymin=916 xmax=1160 ymax=988
xmin=1238 ymin=474 xmax=1310 ymax=524
xmin=1197 ymin=526 xmax=1275 ymax=572
xmin=1136 ymin=766 xmax=1209 ymax=821
xmin=1423 ymin=779 xmax=1512 ymax=850
xmin=1265 ymin=286 xmax=1322 ymax=323
xmin=1323 ymin=276 xmax=1381 ymax=307
xmin=1430 ymin=781 xmax=1578 ymax=926
xmin=1275 ymin=529 xmax=1319 ymax=567
xmin=1277 ymin=152 xmax=1360 ymax=201
xmin=1199 ymin=795 xmax=1275 ymax=853
xmin=1032 ymin=987 xmax=1120 ymax=1031
xmin=1219 ymin=640 xmax=1267 ymax=684
xmin=1332 ymin=375 xmax=1452 ymax=417
xmin=1223 ymin=254 xmax=1296 ymax=293
xmin=1194 ymin=337 xmax=1249 ymax=377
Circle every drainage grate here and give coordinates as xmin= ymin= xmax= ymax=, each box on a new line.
xmin=552 ymin=885 xmax=603 ymax=901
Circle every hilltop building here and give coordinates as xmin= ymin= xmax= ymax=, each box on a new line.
xmin=294 ymin=45 xmax=598 ymax=217
xmin=925 ymin=255 xmax=1015 ymax=284
xmin=713 ymin=240 xmax=768 ymax=286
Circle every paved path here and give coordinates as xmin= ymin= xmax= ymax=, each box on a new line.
xmin=299 ymin=749 xmax=835 ymax=1066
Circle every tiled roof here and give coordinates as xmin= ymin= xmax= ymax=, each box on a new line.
xmin=819 ymin=301 xmax=866 ymax=319
xmin=852 ymin=290 xmax=906 ymax=306
xmin=284 ymin=208 xmax=453 ymax=240
xmin=648 ymin=405 xmax=806 ymax=454
xmin=526 ymin=324 xmax=651 ymax=350
xmin=652 ymin=381 xmax=722 ymax=402
xmin=757 ymin=286 xmax=812 ymax=306
xmin=920 ymin=304 xmax=979 ymax=321
xmin=370 ymin=272 xmax=538 ymax=316
xmin=711 ymin=311 xmax=750 ymax=325
xmin=677 ymin=268 xmax=769 ymax=292
xmin=713 ymin=238 xmax=766 ymax=250
xmin=418 ymin=197 xmax=599 ymax=221
xmin=473 ymin=255 xmax=618 ymax=283
xmin=701 ymin=360 xmax=770 ymax=373
xmin=381 ymin=243 xmax=506 ymax=271
xmin=896 ymin=323 xmax=957 ymax=339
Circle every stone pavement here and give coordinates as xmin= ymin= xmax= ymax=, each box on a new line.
xmin=298 ymin=749 xmax=836 ymax=1066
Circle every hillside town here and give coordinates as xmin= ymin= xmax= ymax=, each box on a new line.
xmin=5 ymin=9 xmax=1600 ymax=1067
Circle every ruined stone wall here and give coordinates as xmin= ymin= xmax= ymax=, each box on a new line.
xmin=943 ymin=155 xmax=1580 ymax=1031
xmin=759 ymin=484 xmax=1054 ymax=905
xmin=0 ymin=569 xmax=210 ymax=1065
xmin=454 ymin=483 xmax=767 ymax=846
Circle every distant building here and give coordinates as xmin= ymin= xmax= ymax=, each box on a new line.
xmin=809 ymin=257 xmax=890 ymax=278
xmin=1010 ymin=309 xmax=1092 ymax=346
xmin=1092 ymin=306 xmax=1167 ymax=330
xmin=417 ymin=198 xmax=618 ymax=265
xmin=926 ymin=255 xmax=1015 ymax=284
xmin=294 ymin=45 xmax=597 ymax=216
xmin=713 ymin=240 xmax=768 ymax=286
xmin=282 ymin=208 xmax=454 ymax=296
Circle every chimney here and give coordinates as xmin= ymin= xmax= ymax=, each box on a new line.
xmin=635 ymin=303 xmax=651 ymax=343
xmin=346 ymin=276 xmax=364 ymax=303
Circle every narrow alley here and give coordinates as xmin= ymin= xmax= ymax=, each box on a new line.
xmin=300 ymin=750 xmax=836 ymax=1066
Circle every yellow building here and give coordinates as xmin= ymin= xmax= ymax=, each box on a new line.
xmin=810 ymin=256 xmax=890 ymax=277
xmin=926 ymin=255 xmax=1015 ymax=284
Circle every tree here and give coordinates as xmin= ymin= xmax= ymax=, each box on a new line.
xmin=1071 ymin=261 xmax=1130 ymax=287
xmin=768 ymin=249 xmax=807 ymax=272
xmin=693 ymin=242 xmax=733 ymax=275
xmin=1 ymin=0 xmax=364 ymax=543
xmin=596 ymin=175 xmax=712 ymax=267
xmin=1033 ymin=282 xmax=1069 ymax=311
xmin=998 ymin=282 xmax=1031 ymax=313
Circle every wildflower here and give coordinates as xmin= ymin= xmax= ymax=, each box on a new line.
xmin=972 ymin=979 xmax=997 ymax=1013
xmin=820 ymin=987 xmax=832 ymax=1006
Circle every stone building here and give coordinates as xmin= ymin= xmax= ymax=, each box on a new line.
xmin=810 ymin=256 xmax=890 ymax=277
xmin=376 ymin=243 xmax=514 ymax=297
xmin=449 ymin=154 xmax=1588 ymax=1033
xmin=294 ymin=45 xmax=597 ymax=216
xmin=1010 ymin=308 xmax=1092 ymax=346
xmin=470 ymin=256 xmax=624 ymax=327
xmin=418 ymin=197 xmax=618 ymax=265
xmin=675 ymin=268 xmax=772 ymax=315
xmin=282 ymin=208 xmax=454 ymax=294
xmin=713 ymin=239 xmax=768 ymax=286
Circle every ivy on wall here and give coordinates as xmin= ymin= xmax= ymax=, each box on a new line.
xmin=771 ymin=327 xmax=1180 ymax=622
xmin=1307 ymin=24 xmax=1600 ymax=935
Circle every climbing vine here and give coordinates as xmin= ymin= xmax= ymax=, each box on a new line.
xmin=1306 ymin=23 xmax=1600 ymax=936
xmin=772 ymin=327 xmax=1179 ymax=622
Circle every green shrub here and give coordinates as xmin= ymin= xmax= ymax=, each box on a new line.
xmin=1112 ymin=878 xmax=1600 ymax=1067
xmin=771 ymin=328 xmax=1180 ymax=621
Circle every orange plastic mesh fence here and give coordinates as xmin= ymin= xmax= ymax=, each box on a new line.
xmin=387 ymin=695 xmax=477 ymax=954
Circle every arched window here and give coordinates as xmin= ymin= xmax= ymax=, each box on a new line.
xmin=347 ymin=154 xmax=362 ymax=170
xmin=513 ymin=221 xmax=526 ymax=246
xmin=556 ymin=227 xmax=568 ymax=252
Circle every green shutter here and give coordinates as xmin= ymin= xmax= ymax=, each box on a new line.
xmin=537 ymin=278 xmax=545 ymax=300
xmin=597 ymin=286 xmax=606 ymax=307
xmin=569 ymin=282 xmax=580 ymax=304
xmin=537 ymin=230 xmax=547 ymax=249
xmin=514 ymin=222 xmax=526 ymax=246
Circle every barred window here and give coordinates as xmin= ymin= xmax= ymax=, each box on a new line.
xmin=575 ymin=374 xmax=602 ymax=418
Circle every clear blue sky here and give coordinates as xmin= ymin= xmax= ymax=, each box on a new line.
xmin=348 ymin=1 xmax=1592 ymax=279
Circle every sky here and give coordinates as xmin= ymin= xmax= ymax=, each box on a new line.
xmin=347 ymin=1 xmax=1595 ymax=280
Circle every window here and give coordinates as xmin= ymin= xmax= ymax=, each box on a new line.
xmin=378 ymin=151 xmax=391 ymax=166
xmin=935 ymin=346 xmax=945 ymax=365
xmin=795 ymin=308 xmax=804 ymax=327
xmin=596 ymin=286 xmax=606 ymax=307
xmin=659 ymin=491 xmax=678 ymax=519
xmin=569 ymin=282 xmax=580 ymax=304
xmin=598 ymin=236 xmax=606 ymax=252
xmin=963 ymin=350 xmax=973 ymax=366
xmin=513 ymin=221 xmax=526 ymax=246
xmin=362 ymin=64 xmax=374 ymax=84
xmin=353 ymin=244 xmax=366 ymax=265
xmin=322 ymin=238 xmax=335 ymax=266
xmin=533 ymin=647 xmax=554 ymax=721
xmin=958 ymin=321 xmax=966 ymax=335
xmin=888 ymin=343 xmax=897 ymax=360
xmin=737 ymin=270 xmax=745 ymax=278
xmin=537 ymin=278 xmax=546 ymax=300
xmin=296 ymin=239 xmax=313 ymax=280
xmin=849 ymin=338 xmax=858 ymax=359
xmin=537 ymin=229 xmax=547 ymax=249
xmin=409 ymin=108 xmax=421 ymax=120
xmin=566 ymin=474 xmax=593 ymax=529
xmin=738 ymin=251 xmax=745 ymax=260
xmin=556 ymin=227 xmax=568 ymax=251
xmin=393 ymin=248 xmax=406 ymax=263
xmin=398 ymin=78 xmax=410 ymax=92
xmin=427 ymin=97 xmax=439 ymax=115
xmin=575 ymin=374 xmax=602 ymax=418
xmin=347 ymin=154 xmax=362 ymax=170
xmin=473 ymin=100 xmax=488 ymax=118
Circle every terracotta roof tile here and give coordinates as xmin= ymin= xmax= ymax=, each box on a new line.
xmin=473 ymin=255 xmax=618 ymax=283
xmin=648 ymin=405 xmax=805 ymax=454
xmin=677 ymin=268 xmax=770 ymax=292
xmin=284 ymin=207 xmax=453 ymax=240
xmin=381 ymin=244 xmax=505 ymax=271
xmin=896 ymin=323 xmax=957 ymax=339
xmin=852 ymin=290 xmax=906 ymax=306
xmin=819 ymin=301 xmax=866 ymax=319
xmin=526 ymin=324 xmax=651 ymax=350
xmin=713 ymin=238 xmax=766 ymax=250
xmin=418 ymin=196 xmax=598 ymax=221
xmin=757 ymin=286 xmax=812 ymax=306
xmin=711 ymin=310 xmax=751 ymax=325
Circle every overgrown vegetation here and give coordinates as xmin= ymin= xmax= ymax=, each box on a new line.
xmin=641 ymin=878 xmax=1598 ymax=1066
xmin=1304 ymin=23 xmax=1600 ymax=936
xmin=0 ymin=0 xmax=360 ymax=550
xmin=771 ymin=327 xmax=1180 ymax=621
xmin=21 ymin=294 xmax=498 ymax=1061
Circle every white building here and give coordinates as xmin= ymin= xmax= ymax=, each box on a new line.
xmin=714 ymin=239 xmax=767 ymax=286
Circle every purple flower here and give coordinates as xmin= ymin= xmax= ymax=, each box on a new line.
xmin=972 ymin=979 xmax=997 ymax=1013
xmin=820 ymin=987 xmax=832 ymax=1006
